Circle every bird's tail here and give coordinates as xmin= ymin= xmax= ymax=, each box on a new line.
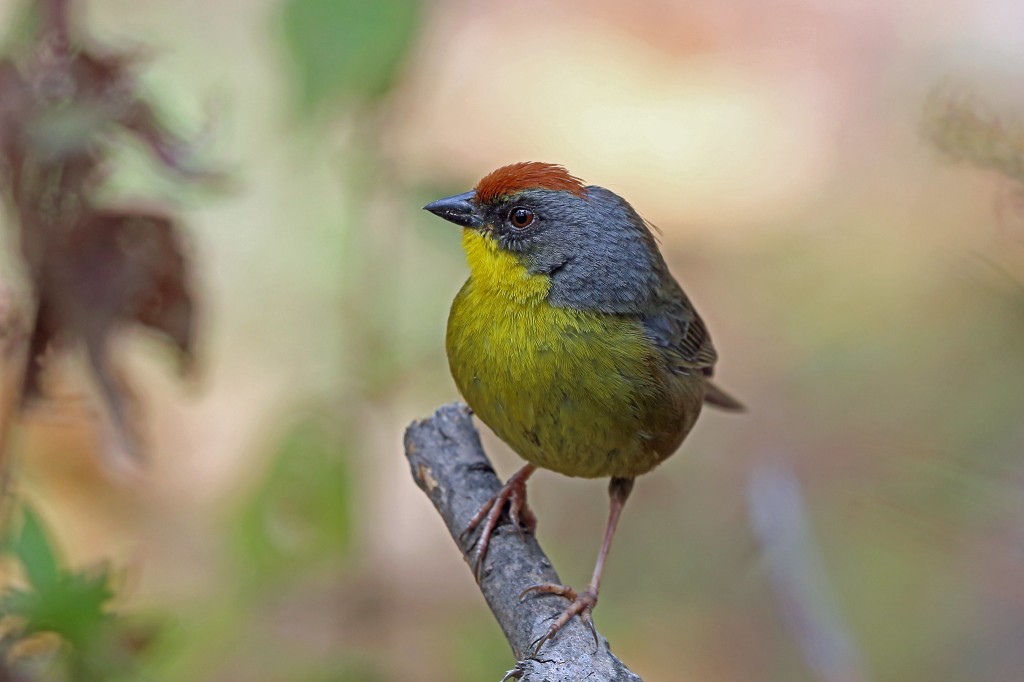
xmin=705 ymin=381 xmax=745 ymax=411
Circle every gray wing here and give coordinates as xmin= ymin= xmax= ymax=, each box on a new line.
xmin=643 ymin=283 xmax=744 ymax=410
xmin=642 ymin=277 xmax=718 ymax=376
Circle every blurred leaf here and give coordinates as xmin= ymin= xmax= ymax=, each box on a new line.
xmin=0 ymin=506 xmax=160 ymax=682
xmin=1 ymin=506 xmax=114 ymax=647
xmin=923 ymin=85 xmax=1024 ymax=185
xmin=2 ymin=569 xmax=113 ymax=646
xmin=5 ymin=505 xmax=59 ymax=592
xmin=22 ymin=209 xmax=196 ymax=465
xmin=1 ymin=0 xmax=42 ymax=49
xmin=233 ymin=417 xmax=354 ymax=580
xmin=280 ymin=0 xmax=421 ymax=113
xmin=1 ymin=0 xmax=215 ymax=467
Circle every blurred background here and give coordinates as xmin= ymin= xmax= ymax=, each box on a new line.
xmin=1 ymin=0 xmax=1023 ymax=680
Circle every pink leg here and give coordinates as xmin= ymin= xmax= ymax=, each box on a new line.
xmin=520 ymin=477 xmax=634 ymax=654
xmin=461 ymin=464 xmax=537 ymax=580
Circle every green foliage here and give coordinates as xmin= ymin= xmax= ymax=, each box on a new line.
xmin=1 ymin=506 xmax=113 ymax=647
xmin=280 ymin=0 xmax=422 ymax=113
xmin=923 ymin=87 xmax=1024 ymax=185
xmin=233 ymin=417 xmax=354 ymax=581
xmin=0 ymin=505 xmax=155 ymax=682
xmin=1 ymin=0 xmax=42 ymax=49
xmin=4 ymin=506 xmax=60 ymax=596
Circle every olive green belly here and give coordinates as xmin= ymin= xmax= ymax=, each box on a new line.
xmin=446 ymin=282 xmax=700 ymax=479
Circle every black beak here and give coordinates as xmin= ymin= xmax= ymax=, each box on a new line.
xmin=423 ymin=191 xmax=482 ymax=228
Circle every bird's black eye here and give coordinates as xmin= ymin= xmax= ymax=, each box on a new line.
xmin=508 ymin=207 xmax=535 ymax=229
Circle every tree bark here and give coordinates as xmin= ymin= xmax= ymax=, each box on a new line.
xmin=404 ymin=403 xmax=642 ymax=682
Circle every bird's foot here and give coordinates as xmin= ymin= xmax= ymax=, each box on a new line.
xmin=460 ymin=465 xmax=537 ymax=580
xmin=520 ymin=582 xmax=599 ymax=654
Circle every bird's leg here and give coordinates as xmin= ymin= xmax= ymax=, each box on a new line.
xmin=461 ymin=464 xmax=537 ymax=580
xmin=520 ymin=476 xmax=634 ymax=654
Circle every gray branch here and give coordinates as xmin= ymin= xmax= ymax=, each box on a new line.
xmin=404 ymin=403 xmax=642 ymax=682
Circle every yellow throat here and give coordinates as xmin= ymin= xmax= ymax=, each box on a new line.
xmin=460 ymin=229 xmax=549 ymax=304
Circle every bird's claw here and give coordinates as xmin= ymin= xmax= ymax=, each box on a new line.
xmin=500 ymin=662 xmax=526 ymax=680
xmin=520 ymin=583 xmax=599 ymax=654
xmin=460 ymin=466 xmax=536 ymax=581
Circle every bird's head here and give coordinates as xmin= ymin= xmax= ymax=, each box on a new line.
xmin=424 ymin=162 xmax=666 ymax=309
xmin=423 ymin=162 xmax=591 ymax=271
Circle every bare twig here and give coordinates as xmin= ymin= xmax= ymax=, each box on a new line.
xmin=0 ymin=280 xmax=28 ymax=502
xmin=748 ymin=461 xmax=867 ymax=682
xmin=404 ymin=403 xmax=642 ymax=682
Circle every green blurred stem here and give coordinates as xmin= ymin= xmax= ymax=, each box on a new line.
xmin=43 ymin=0 xmax=70 ymax=48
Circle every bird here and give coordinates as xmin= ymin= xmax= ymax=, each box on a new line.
xmin=423 ymin=161 xmax=742 ymax=653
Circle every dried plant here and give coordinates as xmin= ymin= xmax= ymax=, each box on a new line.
xmin=0 ymin=0 xmax=216 ymax=468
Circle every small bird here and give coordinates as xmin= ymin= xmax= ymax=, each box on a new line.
xmin=424 ymin=162 xmax=742 ymax=653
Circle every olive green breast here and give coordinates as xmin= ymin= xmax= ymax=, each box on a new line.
xmin=446 ymin=277 xmax=704 ymax=479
